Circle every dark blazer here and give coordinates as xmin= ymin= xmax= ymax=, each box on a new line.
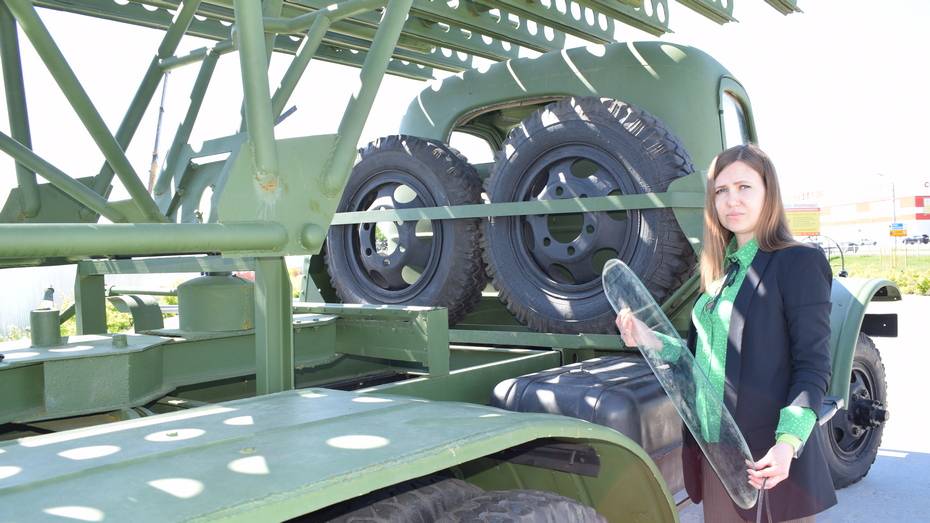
xmin=681 ymin=243 xmax=838 ymax=521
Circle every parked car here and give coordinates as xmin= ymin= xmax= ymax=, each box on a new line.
xmin=835 ymin=241 xmax=858 ymax=253
xmin=859 ymin=238 xmax=877 ymax=246
xmin=903 ymin=234 xmax=929 ymax=245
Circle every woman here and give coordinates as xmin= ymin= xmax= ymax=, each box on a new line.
xmin=616 ymin=144 xmax=837 ymax=522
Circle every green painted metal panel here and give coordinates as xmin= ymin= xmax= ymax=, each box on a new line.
xmin=828 ymin=278 xmax=901 ymax=402
xmin=0 ymin=177 xmax=103 ymax=224
xmin=0 ymin=389 xmax=675 ymax=521
xmin=0 ymin=363 xmax=44 ymax=421
xmin=216 ymin=135 xmax=340 ymax=256
xmin=400 ymin=41 xmax=732 ymax=179
xmin=0 ymin=318 xmax=341 ymax=423
xmin=0 ymin=132 xmax=125 ymax=220
xmin=367 ymin=350 xmax=563 ymax=403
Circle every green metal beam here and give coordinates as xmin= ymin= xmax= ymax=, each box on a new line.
xmin=330 ymin=191 xmax=705 ymax=224
xmin=254 ymin=257 xmax=295 ymax=394
xmin=326 ymin=32 xmax=471 ymax=72
xmin=88 ymin=0 xmax=203 ymax=200
xmin=58 ymin=303 xmax=75 ymax=324
xmin=407 ymin=0 xmax=564 ymax=53
xmin=262 ymin=0 xmax=285 ymax=62
xmin=294 ymin=303 xmax=450 ymax=375
xmin=321 ymin=0 xmax=415 ymax=195
xmin=271 ymin=15 xmax=332 ymax=119
xmin=74 ymin=273 xmax=107 ymax=335
xmin=314 ymin=42 xmax=435 ymax=81
xmin=0 ymin=131 xmax=128 ymax=222
xmin=0 ymin=223 xmax=288 ymax=259
xmin=265 ymin=0 xmax=386 ymax=33
xmin=108 ymin=288 xmax=177 ymax=297
xmin=78 ymin=255 xmax=255 ymax=275
xmin=0 ymin=2 xmax=39 ymax=217
xmin=282 ymin=0 xmax=521 ymax=62
xmin=37 ymin=0 xmax=435 ymax=79
xmin=5 ymin=0 xmax=165 ymax=223
xmin=675 ymin=0 xmax=735 ymax=24
xmin=234 ymin=0 xmax=281 ymax=189
xmin=474 ymin=0 xmax=616 ymax=44
xmin=159 ymin=39 xmax=235 ymax=71
xmin=153 ymin=47 xmax=222 ymax=203
xmin=448 ymin=328 xmax=625 ymax=350
xmin=764 ymin=0 xmax=802 ymax=15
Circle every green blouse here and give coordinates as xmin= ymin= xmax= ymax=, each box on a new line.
xmin=659 ymin=238 xmax=816 ymax=452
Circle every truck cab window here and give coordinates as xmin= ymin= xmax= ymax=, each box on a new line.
xmin=722 ymin=91 xmax=751 ymax=148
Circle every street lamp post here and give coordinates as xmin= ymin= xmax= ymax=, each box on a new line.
xmin=877 ymin=173 xmax=898 ymax=267
xmin=877 ymin=173 xmax=896 ymax=223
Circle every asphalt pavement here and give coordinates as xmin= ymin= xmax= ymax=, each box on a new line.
xmin=680 ymin=295 xmax=930 ymax=522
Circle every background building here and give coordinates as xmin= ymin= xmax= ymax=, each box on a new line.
xmin=788 ymin=180 xmax=930 ymax=244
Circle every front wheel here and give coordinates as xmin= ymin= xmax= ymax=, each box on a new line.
xmin=817 ymin=332 xmax=889 ymax=488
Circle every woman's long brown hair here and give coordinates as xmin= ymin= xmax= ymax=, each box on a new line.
xmin=700 ymin=144 xmax=798 ymax=292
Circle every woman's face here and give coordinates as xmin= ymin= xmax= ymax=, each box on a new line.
xmin=714 ymin=160 xmax=766 ymax=240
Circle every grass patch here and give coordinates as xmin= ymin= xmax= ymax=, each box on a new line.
xmin=830 ymin=254 xmax=930 ymax=295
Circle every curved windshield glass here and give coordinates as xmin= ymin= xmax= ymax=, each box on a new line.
xmin=603 ymin=258 xmax=758 ymax=510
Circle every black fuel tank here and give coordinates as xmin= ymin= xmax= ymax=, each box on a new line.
xmin=491 ymin=354 xmax=684 ymax=493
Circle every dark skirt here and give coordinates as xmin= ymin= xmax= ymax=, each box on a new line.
xmin=699 ymin=455 xmax=816 ymax=523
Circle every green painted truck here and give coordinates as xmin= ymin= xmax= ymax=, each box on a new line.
xmin=0 ymin=0 xmax=896 ymax=521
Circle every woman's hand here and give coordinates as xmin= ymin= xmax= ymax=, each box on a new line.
xmin=747 ymin=442 xmax=794 ymax=490
xmin=615 ymin=308 xmax=662 ymax=350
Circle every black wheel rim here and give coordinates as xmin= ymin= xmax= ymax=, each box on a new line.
xmin=508 ymin=143 xmax=641 ymax=296
xmin=829 ymin=361 xmax=880 ymax=461
xmin=341 ymin=171 xmax=441 ymax=302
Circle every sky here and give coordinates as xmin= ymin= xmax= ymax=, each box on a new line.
xmin=0 ymin=0 xmax=928 ymax=210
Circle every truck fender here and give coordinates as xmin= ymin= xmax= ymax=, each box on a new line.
xmin=828 ymin=277 xmax=900 ymax=401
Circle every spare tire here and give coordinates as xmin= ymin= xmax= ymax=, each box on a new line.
xmin=482 ymin=97 xmax=696 ymax=334
xmin=326 ymin=135 xmax=485 ymax=326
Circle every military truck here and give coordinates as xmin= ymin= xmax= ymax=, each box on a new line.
xmin=0 ymin=0 xmax=896 ymax=521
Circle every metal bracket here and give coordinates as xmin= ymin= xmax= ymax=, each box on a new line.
xmin=107 ymin=294 xmax=165 ymax=331
xmin=818 ymin=396 xmax=845 ymax=426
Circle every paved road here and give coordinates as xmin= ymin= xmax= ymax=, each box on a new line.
xmin=680 ymin=295 xmax=929 ymax=522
